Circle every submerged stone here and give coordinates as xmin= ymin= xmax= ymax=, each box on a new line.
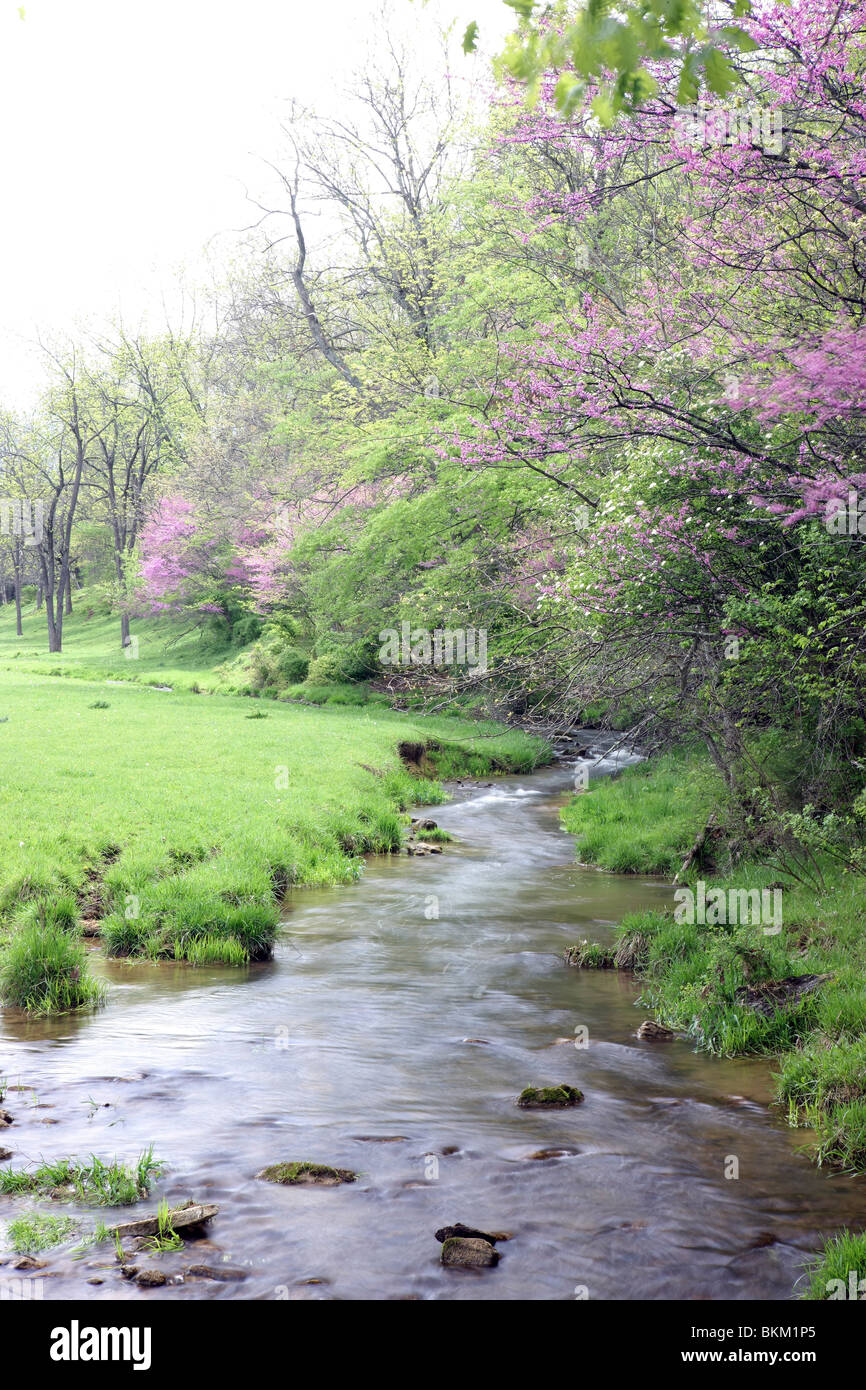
xmin=256 ymin=1162 xmax=356 ymax=1187
xmin=185 ymin=1264 xmax=247 ymax=1282
xmin=517 ymin=1084 xmax=583 ymax=1109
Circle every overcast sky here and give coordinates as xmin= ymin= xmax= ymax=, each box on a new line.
xmin=0 ymin=0 xmax=510 ymax=404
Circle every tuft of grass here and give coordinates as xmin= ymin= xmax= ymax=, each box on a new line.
xmin=415 ymin=827 xmax=452 ymax=843
xmin=564 ymin=940 xmax=615 ymax=968
xmin=0 ymin=921 xmax=105 ymax=1015
xmin=140 ymin=1199 xmax=184 ymax=1253
xmin=6 ymin=1211 xmax=79 ymax=1253
xmin=801 ymin=1231 xmax=866 ymax=1299
xmin=0 ymin=1148 xmax=162 ymax=1205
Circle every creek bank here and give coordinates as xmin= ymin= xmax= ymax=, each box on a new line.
xmin=557 ymin=745 xmax=866 ymax=1297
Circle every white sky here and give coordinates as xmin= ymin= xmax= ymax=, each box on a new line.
xmin=0 ymin=0 xmax=510 ymax=404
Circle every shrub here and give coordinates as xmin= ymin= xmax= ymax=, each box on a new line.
xmin=276 ymin=646 xmax=309 ymax=684
xmin=306 ymin=641 xmax=376 ymax=685
xmin=232 ymin=615 xmax=263 ymax=647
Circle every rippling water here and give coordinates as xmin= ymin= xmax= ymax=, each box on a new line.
xmin=1 ymin=743 xmax=862 ymax=1300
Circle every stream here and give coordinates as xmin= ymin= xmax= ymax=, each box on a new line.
xmin=1 ymin=740 xmax=862 ymax=1301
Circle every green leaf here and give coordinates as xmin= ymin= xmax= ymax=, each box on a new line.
xmin=591 ymin=90 xmax=617 ymax=127
xmin=677 ymin=51 xmax=700 ymax=106
xmin=704 ymin=45 xmax=739 ymax=96
xmin=462 ymin=21 xmax=480 ymax=54
xmin=718 ymin=24 xmax=759 ymax=52
xmin=503 ymin=0 xmax=535 ymax=18
xmin=554 ymin=71 xmax=585 ymax=117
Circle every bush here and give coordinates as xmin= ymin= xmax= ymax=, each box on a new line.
xmin=232 ymin=615 xmax=264 ymax=647
xmin=276 ymin=646 xmax=309 ymax=684
xmin=248 ymin=638 xmax=310 ymax=691
xmin=307 ymin=641 xmax=376 ymax=685
xmin=0 ymin=921 xmax=105 ymax=1014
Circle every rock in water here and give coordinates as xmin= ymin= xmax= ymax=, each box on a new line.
xmin=256 ymin=1162 xmax=356 ymax=1186
xmin=516 ymin=1084 xmax=583 ymax=1108
xmin=636 ymin=1020 xmax=674 ymax=1040
xmin=108 ymin=1201 xmax=218 ymax=1240
xmin=186 ymin=1264 xmax=248 ymax=1282
xmin=434 ymin=1223 xmax=504 ymax=1245
xmin=440 ymin=1237 xmax=499 ymax=1268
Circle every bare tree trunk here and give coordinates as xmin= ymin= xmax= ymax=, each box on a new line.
xmin=12 ymin=541 xmax=23 ymax=636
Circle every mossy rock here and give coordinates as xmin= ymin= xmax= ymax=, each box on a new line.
xmin=256 ymin=1162 xmax=356 ymax=1187
xmin=564 ymin=942 xmax=615 ymax=969
xmin=440 ymin=1236 xmax=499 ymax=1268
xmin=516 ymin=1084 xmax=583 ymax=1109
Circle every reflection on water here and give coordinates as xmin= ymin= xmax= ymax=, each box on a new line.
xmin=1 ymin=741 xmax=862 ymax=1300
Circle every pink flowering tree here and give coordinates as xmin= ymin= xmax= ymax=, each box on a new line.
xmin=454 ymin=0 xmax=866 ymax=802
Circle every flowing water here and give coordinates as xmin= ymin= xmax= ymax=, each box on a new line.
xmin=1 ymin=742 xmax=862 ymax=1301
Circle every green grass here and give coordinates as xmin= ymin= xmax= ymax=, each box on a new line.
xmin=5 ymin=1210 xmax=80 ymax=1253
xmin=561 ymin=751 xmax=718 ymax=874
xmin=0 ymin=918 xmax=105 ymax=1014
xmin=0 ymin=593 xmax=240 ymax=693
xmin=801 ymin=1231 xmax=866 ymax=1299
xmin=0 ymin=593 xmax=549 ymax=984
xmin=139 ymin=1199 xmax=184 ymax=1253
xmin=0 ymin=1149 xmax=162 ymax=1205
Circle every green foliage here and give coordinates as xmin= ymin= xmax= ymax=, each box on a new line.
xmin=495 ymin=0 xmax=754 ymax=123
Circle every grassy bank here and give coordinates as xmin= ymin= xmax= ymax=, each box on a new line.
xmin=0 ymin=598 xmax=548 ymax=993
xmin=0 ymin=668 xmax=546 ymax=973
xmin=561 ymin=750 xmax=866 ymax=1299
